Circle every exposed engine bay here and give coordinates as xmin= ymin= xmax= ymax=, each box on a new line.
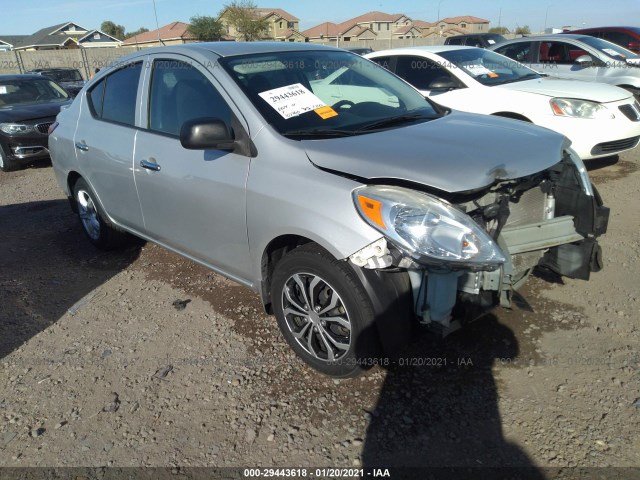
xmin=349 ymin=151 xmax=609 ymax=334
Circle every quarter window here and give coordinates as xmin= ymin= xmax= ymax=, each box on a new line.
xmin=148 ymin=59 xmax=232 ymax=137
xmin=88 ymin=62 xmax=142 ymax=126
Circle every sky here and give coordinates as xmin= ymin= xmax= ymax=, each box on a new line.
xmin=4 ymin=0 xmax=640 ymax=36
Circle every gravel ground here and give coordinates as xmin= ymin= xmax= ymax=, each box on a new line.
xmin=0 ymin=150 xmax=639 ymax=476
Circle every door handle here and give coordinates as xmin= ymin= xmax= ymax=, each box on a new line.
xmin=75 ymin=142 xmax=89 ymax=152
xmin=140 ymin=160 xmax=161 ymax=172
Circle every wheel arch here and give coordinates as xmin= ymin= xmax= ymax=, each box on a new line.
xmin=260 ymin=234 xmax=314 ymax=314
xmin=491 ymin=112 xmax=532 ymax=122
xmin=66 ymin=171 xmax=83 ymax=212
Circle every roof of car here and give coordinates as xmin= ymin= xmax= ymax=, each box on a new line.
xmin=568 ymin=26 xmax=640 ymax=32
xmin=130 ymin=41 xmax=342 ymax=58
xmin=367 ymin=45 xmax=478 ymax=55
xmin=27 ymin=68 xmax=79 ymax=72
xmin=0 ymin=74 xmax=51 ymax=81
xmin=500 ymin=34 xmax=592 ymax=42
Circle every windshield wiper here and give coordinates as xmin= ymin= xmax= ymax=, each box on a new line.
xmin=284 ymin=128 xmax=356 ymax=138
xmin=355 ymin=113 xmax=436 ymax=132
xmin=494 ymin=73 xmax=541 ymax=85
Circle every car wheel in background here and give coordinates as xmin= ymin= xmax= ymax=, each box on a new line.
xmin=0 ymin=145 xmax=16 ymax=172
xmin=271 ymin=243 xmax=381 ymax=377
xmin=73 ymin=178 xmax=127 ymax=250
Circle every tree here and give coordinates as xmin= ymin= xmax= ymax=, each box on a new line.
xmin=100 ymin=20 xmax=126 ymax=40
xmin=126 ymin=27 xmax=149 ymax=39
xmin=489 ymin=26 xmax=509 ymax=34
xmin=221 ymin=0 xmax=269 ymax=41
xmin=187 ymin=15 xmax=225 ymax=41
xmin=515 ymin=25 xmax=531 ymax=35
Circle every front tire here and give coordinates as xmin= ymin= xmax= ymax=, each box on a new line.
xmin=271 ymin=244 xmax=381 ymax=377
xmin=0 ymin=145 xmax=17 ymax=172
xmin=73 ymin=178 xmax=127 ymax=250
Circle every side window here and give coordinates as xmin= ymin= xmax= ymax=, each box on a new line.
xmin=495 ymin=43 xmax=531 ymax=62
xmin=148 ymin=59 xmax=232 ymax=137
xmin=369 ymin=56 xmax=393 ymax=72
xmin=88 ymin=78 xmax=105 ymax=118
xmin=540 ymin=42 xmax=572 ymax=64
xmin=101 ymin=63 xmax=142 ymax=126
xmin=464 ymin=36 xmax=481 ymax=47
xmin=602 ymin=31 xmax=632 ymax=48
xmin=394 ymin=56 xmax=457 ymax=91
xmin=447 ymin=37 xmax=463 ymax=46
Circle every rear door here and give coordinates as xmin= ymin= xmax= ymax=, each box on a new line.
xmin=74 ymin=58 xmax=146 ymax=229
xmin=133 ymin=54 xmax=252 ymax=281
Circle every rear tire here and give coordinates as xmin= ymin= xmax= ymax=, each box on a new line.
xmin=271 ymin=244 xmax=381 ymax=377
xmin=73 ymin=178 xmax=127 ymax=250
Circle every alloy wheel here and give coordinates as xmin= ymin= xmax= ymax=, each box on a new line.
xmin=281 ymin=272 xmax=352 ymax=362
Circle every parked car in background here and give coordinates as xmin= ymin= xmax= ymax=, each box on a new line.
xmin=445 ymin=33 xmax=505 ymax=48
xmin=366 ymin=46 xmax=640 ymax=159
xmin=490 ymin=34 xmax=640 ymax=101
xmin=344 ymin=47 xmax=373 ymax=55
xmin=49 ymin=42 xmax=608 ymax=377
xmin=26 ymin=68 xmax=86 ymax=97
xmin=0 ymin=74 xmax=71 ymax=171
xmin=563 ymin=27 xmax=640 ymax=54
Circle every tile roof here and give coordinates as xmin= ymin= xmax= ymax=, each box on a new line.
xmin=2 ymin=22 xmax=89 ymax=49
xmin=123 ymin=22 xmax=195 ymax=45
xmin=441 ymin=16 xmax=490 ymax=24
xmin=252 ymin=8 xmax=299 ymax=22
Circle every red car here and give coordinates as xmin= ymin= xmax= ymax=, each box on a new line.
xmin=564 ymin=27 xmax=640 ymax=54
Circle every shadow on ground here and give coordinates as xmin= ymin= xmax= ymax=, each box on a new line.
xmin=0 ymin=199 xmax=141 ymax=359
xmin=360 ymin=314 xmax=546 ymax=479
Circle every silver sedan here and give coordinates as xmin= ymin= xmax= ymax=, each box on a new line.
xmin=49 ymin=42 xmax=608 ymax=377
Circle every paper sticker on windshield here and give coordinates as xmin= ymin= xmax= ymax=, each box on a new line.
xmin=315 ymin=106 xmax=338 ymax=119
xmin=258 ymin=83 xmax=326 ymax=119
xmin=466 ymin=64 xmax=493 ymax=76
xmin=488 ymin=72 xmax=499 ymax=78
xmin=603 ymin=48 xmax=623 ymax=57
xmin=0 ymin=86 xmax=6 ymax=94
xmin=487 ymin=39 xmax=496 ymax=45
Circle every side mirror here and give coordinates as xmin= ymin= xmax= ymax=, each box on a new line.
xmin=429 ymin=77 xmax=458 ymax=91
xmin=180 ymin=118 xmax=234 ymax=150
xmin=574 ymin=54 xmax=594 ymax=66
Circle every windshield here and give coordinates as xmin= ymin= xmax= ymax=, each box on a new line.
xmin=438 ymin=48 xmax=541 ymax=86
xmin=0 ymin=78 xmax=69 ymax=106
xmin=220 ymin=50 xmax=440 ymax=138
xmin=578 ymin=36 xmax=639 ymax=61
xmin=43 ymin=69 xmax=83 ymax=82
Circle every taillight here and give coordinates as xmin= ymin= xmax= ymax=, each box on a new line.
xmin=628 ymin=42 xmax=640 ymax=52
xmin=48 ymin=122 xmax=59 ymax=135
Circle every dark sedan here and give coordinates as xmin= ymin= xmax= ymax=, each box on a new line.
xmin=0 ymin=74 xmax=71 ymax=171
xmin=26 ymin=68 xmax=86 ymax=97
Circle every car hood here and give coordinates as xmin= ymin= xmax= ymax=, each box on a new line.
xmin=498 ymin=77 xmax=630 ymax=102
xmin=0 ymin=100 xmax=70 ymax=122
xmin=302 ymin=111 xmax=567 ymax=193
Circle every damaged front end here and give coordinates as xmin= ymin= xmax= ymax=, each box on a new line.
xmin=350 ymin=150 xmax=609 ymax=334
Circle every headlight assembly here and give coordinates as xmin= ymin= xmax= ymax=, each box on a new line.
xmin=353 ymin=186 xmax=506 ymax=270
xmin=0 ymin=123 xmax=36 ymax=135
xmin=550 ymin=98 xmax=614 ymax=119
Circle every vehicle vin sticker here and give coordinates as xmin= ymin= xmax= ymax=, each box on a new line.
xmin=258 ymin=83 xmax=326 ymax=119
xmin=0 ymin=86 xmax=6 ymax=94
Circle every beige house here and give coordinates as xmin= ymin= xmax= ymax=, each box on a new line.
xmin=303 ymin=11 xmax=424 ymax=43
xmin=218 ymin=8 xmax=303 ymax=41
xmin=122 ymin=22 xmax=196 ymax=48
xmin=419 ymin=16 xmax=490 ymax=37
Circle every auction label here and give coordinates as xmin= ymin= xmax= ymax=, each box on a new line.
xmin=258 ymin=83 xmax=326 ymax=119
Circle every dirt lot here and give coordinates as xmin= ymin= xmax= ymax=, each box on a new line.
xmin=0 ymin=149 xmax=639 ymax=476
